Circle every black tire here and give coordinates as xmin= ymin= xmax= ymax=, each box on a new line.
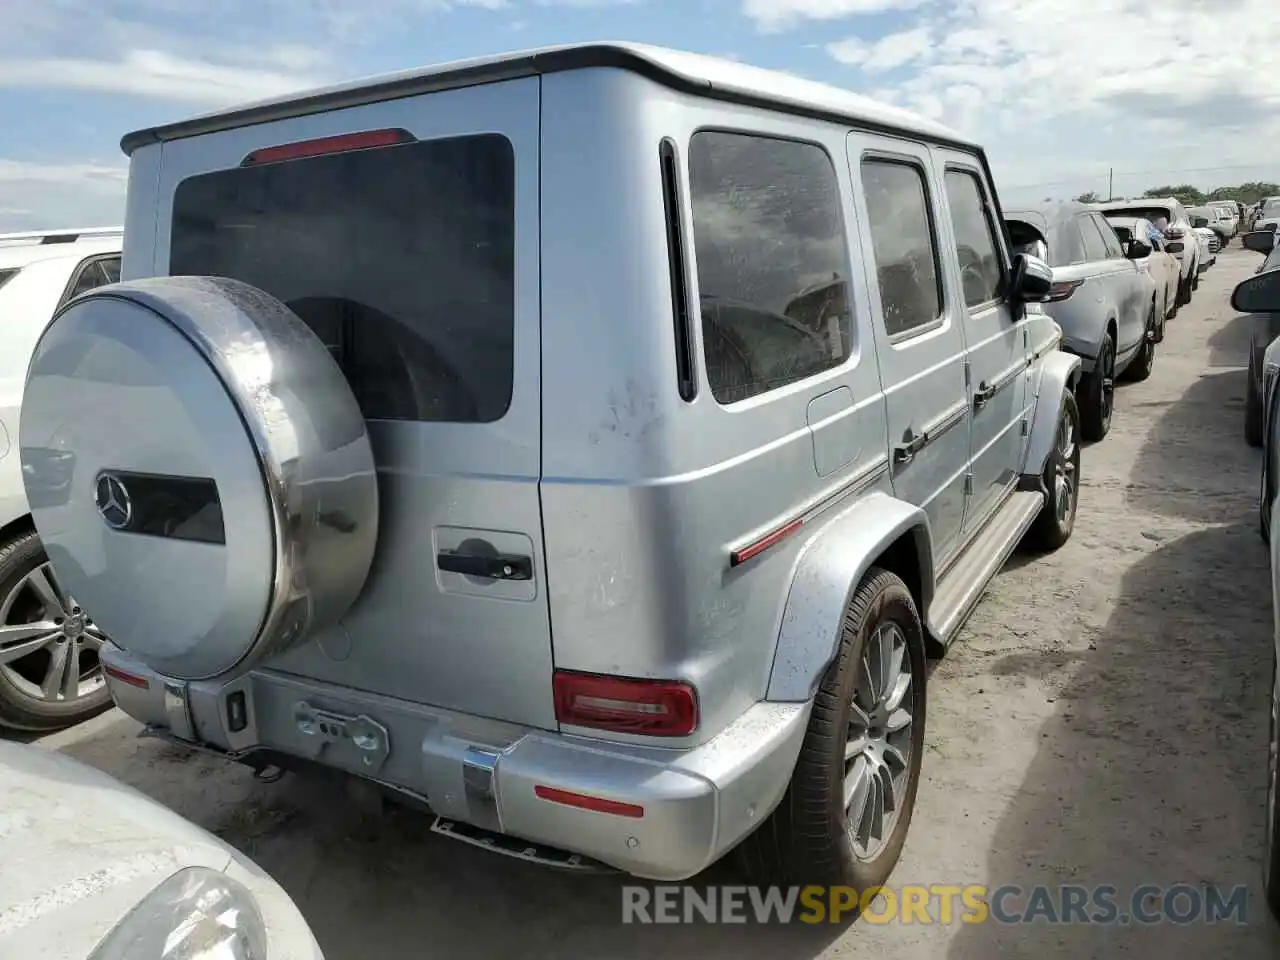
xmin=0 ymin=531 xmax=112 ymax=732
xmin=1265 ymin=655 xmax=1280 ymax=922
xmin=1121 ymin=305 xmax=1157 ymax=383
xmin=1078 ymin=334 xmax=1115 ymax=442
xmin=1177 ymin=274 xmax=1191 ymax=307
xmin=1192 ymin=268 xmax=1200 ymax=292
xmin=1024 ymin=391 xmax=1081 ymax=552
xmin=736 ymin=567 xmax=927 ymax=890
xmin=1247 ymin=348 xmax=1265 ymax=448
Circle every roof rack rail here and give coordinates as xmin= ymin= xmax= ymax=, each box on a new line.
xmin=0 ymin=226 xmax=124 ymax=246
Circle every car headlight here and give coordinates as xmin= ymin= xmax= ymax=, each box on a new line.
xmin=88 ymin=866 xmax=268 ymax=959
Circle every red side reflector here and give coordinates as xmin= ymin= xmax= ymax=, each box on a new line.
xmin=104 ymin=665 xmax=149 ymax=689
xmin=533 ymin=785 xmax=644 ymax=819
xmin=241 ymin=128 xmax=415 ymax=166
xmin=730 ymin=517 xmax=803 ymax=567
xmin=553 ymin=670 xmax=698 ymax=737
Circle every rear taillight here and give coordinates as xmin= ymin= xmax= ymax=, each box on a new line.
xmin=1164 ymin=226 xmax=1184 ymax=239
xmin=553 ymin=670 xmax=698 ymax=737
xmin=1166 ymin=241 xmax=1185 ymax=253
xmin=1046 ymin=279 xmax=1083 ymax=302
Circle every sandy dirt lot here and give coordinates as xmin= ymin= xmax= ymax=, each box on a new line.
xmin=35 ymin=247 xmax=1280 ymax=958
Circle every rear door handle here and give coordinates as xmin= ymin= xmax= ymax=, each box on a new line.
xmin=437 ymin=551 xmax=533 ymax=581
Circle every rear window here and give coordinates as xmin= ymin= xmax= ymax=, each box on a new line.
xmin=1105 ymin=206 xmax=1174 ymax=227
xmin=0 ymin=268 xmax=16 ymax=292
xmin=170 ymin=134 xmax=515 ymax=424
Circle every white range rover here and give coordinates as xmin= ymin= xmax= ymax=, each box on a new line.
xmin=0 ymin=228 xmax=122 ymax=731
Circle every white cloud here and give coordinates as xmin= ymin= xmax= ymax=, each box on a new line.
xmin=0 ymin=49 xmax=327 ymax=106
xmin=745 ymin=0 xmax=929 ymax=32
xmin=828 ymin=25 xmax=932 ymax=70
xmin=816 ymin=0 xmax=1280 ymax=200
xmin=0 ymin=161 xmax=127 ymax=232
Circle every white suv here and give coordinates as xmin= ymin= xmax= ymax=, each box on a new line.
xmin=0 ymin=227 xmax=122 ymax=731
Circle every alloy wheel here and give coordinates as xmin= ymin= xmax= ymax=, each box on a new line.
xmin=1100 ymin=343 xmax=1115 ymax=431
xmin=1054 ymin=410 xmax=1078 ymax=527
xmin=0 ymin=562 xmax=106 ymax=703
xmin=845 ymin=622 xmax=914 ymax=861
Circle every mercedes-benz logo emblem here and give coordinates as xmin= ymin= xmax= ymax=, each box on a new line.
xmin=94 ymin=473 xmax=132 ymax=531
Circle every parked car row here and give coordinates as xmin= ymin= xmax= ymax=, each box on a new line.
xmin=1003 ymin=196 xmax=1219 ymax=441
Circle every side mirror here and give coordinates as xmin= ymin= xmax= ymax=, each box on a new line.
xmin=1244 ymin=230 xmax=1278 ymax=254
xmin=1009 ymin=252 xmax=1053 ymax=303
xmin=1126 ymin=239 xmax=1152 ymax=259
xmin=1232 ymin=269 xmax=1280 ymax=314
xmin=1192 ymin=216 xmax=1209 ymax=229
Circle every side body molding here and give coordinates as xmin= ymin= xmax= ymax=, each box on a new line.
xmin=765 ymin=492 xmax=934 ymax=702
xmin=1021 ymin=348 xmax=1082 ymax=482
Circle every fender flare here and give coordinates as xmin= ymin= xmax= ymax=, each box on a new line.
xmin=1022 ymin=349 xmax=1082 ymax=480
xmin=765 ymin=492 xmax=933 ymax=702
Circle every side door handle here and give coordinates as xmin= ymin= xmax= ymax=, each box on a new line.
xmin=893 ymin=427 xmax=928 ymax=465
xmin=973 ymin=383 xmax=995 ymax=409
xmin=437 ymin=551 xmax=533 ymax=581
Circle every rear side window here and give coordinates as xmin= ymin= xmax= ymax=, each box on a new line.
xmin=1006 ymin=220 xmax=1048 ymax=262
xmin=942 ymin=169 xmax=1003 ymax=307
xmin=1078 ymin=216 xmax=1110 ymax=261
xmin=170 ymin=134 xmax=515 ymax=424
xmin=62 ymin=255 xmax=122 ymax=306
xmin=861 ymin=158 xmax=943 ymax=337
xmin=1093 ymin=216 xmax=1126 ymax=258
xmin=688 ymin=131 xmax=852 ymax=405
xmin=0 ymin=268 xmax=16 ymax=292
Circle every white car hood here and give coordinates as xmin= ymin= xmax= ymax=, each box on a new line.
xmin=0 ymin=742 xmax=324 ymax=959
xmin=0 ymin=740 xmax=238 ymax=957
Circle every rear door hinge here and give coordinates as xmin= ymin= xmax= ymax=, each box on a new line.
xmin=963 ymin=473 xmax=974 ymax=495
xmin=1020 ymin=417 xmax=1029 ymax=436
xmin=963 ymin=360 xmax=972 ymax=389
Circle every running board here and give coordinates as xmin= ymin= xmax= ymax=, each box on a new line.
xmin=431 ymin=817 xmax=616 ymax=873
xmin=928 ymin=490 xmax=1044 ymax=647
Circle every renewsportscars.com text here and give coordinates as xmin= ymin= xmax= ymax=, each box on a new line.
xmin=621 ymin=884 xmax=1250 ymax=925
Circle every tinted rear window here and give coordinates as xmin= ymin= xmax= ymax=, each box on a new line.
xmin=170 ymin=134 xmax=515 ymax=423
xmin=1105 ymin=206 xmax=1174 ymax=226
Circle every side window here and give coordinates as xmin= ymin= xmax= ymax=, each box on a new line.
xmin=62 ymin=257 xmax=114 ymax=304
xmin=1078 ymin=216 xmax=1110 ymax=262
xmin=861 ymin=158 xmax=943 ymax=338
xmin=99 ymin=257 xmax=121 ymax=284
xmin=688 ymin=131 xmax=852 ymax=405
xmin=942 ymin=168 xmax=1003 ymax=307
xmin=1093 ymin=216 xmax=1126 ymax=258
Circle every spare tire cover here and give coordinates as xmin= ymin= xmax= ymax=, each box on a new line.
xmin=20 ymin=276 xmax=379 ymax=681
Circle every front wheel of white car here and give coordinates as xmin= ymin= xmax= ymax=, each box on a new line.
xmin=0 ymin=530 xmax=112 ymax=731
xmin=736 ymin=567 xmax=927 ymax=893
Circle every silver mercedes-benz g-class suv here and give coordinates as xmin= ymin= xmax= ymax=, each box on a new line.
xmin=19 ymin=43 xmax=1081 ymax=890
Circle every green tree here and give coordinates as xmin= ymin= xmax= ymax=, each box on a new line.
xmin=1144 ymin=184 xmax=1204 ymax=206
xmin=1207 ymin=182 xmax=1280 ymax=205
xmin=1075 ymin=191 xmax=1101 ymax=203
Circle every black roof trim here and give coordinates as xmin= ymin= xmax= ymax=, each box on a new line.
xmin=120 ymin=44 xmax=979 ymax=158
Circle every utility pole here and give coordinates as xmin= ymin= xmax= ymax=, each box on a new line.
xmin=1108 ymin=168 xmax=1114 ymax=201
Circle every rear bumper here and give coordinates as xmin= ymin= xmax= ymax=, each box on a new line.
xmin=101 ymin=646 xmax=809 ymax=881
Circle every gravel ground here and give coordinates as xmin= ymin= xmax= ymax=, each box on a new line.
xmin=37 ymin=246 xmax=1280 ymax=958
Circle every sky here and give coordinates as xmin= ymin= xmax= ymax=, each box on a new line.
xmin=0 ymin=0 xmax=1276 ymax=231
